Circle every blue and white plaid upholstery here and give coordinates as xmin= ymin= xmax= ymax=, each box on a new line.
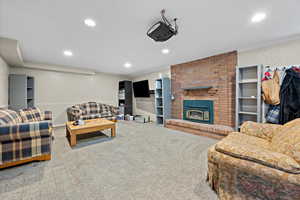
xmin=67 ymin=102 xmax=118 ymax=121
xmin=0 ymin=109 xmax=22 ymax=125
xmin=19 ymin=107 xmax=43 ymax=122
xmin=0 ymin=108 xmax=52 ymax=166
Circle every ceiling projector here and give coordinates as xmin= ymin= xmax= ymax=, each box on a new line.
xmin=147 ymin=9 xmax=178 ymax=42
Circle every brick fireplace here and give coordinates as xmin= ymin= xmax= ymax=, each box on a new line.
xmin=171 ymin=51 xmax=237 ymax=127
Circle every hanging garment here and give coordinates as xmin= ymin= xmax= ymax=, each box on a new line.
xmin=279 ymin=68 xmax=300 ymax=124
xmin=266 ymin=104 xmax=280 ymax=124
xmin=262 ymin=70 xmax=281 ymax=105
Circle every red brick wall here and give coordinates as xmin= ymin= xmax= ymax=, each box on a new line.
xmin=171 ymin=51 xmax=237 ymax=127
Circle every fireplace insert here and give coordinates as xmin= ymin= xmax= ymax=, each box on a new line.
xmin=183 ymin=100 xmax=214 ymax=124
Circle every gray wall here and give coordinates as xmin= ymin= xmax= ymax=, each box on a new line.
xmin=0 ymin=56 xmax=9 ymax=108
xmin=132 ymin=68 xmax=170 ymax=121
xmin=238 ymin=38 xmax=300 ymax=66
xmin=10 ymin=67 xmax=127 ymax=126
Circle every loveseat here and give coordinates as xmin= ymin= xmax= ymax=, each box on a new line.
xmin=67 ymin=102 xmax=119 ymax=121
xmin=0 ymin=107 xmax=52 ymax=169
xmin=207 ymin=119 xmax=300 ymax=200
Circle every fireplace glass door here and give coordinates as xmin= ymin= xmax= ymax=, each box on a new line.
xmin=186 ymin=110 xmax=210 ymax=121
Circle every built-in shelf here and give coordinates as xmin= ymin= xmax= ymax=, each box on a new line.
xmin=239 ymin=79 xmax=258 ymax=84
xmin=182 ymin=86 xmax=213 ymax=90
xmin=236 ymin=65 xmax=262 ymax=131
xmin=155 ymin=78 xmax=171 ymax=125
xmin=9 ymin=74 xmax=35 ymax=110
xmin=238 ymin=97 xmax=257 ymax=100
xmin=239 ymin=111 xmax=257 ymax=116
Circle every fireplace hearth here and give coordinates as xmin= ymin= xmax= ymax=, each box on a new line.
xmin=183 ymin=100 xmax=214 ymax=124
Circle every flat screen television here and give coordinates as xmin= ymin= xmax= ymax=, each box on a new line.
xmin=133 ymin=80 xmax=150 ymax=97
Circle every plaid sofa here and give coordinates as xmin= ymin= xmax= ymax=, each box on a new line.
xmin=207 ymin=119 xmax=300 ymax=200
xmin=0 ymin=107 xmax=52 ymax=167
xmin=67 ymin=102 xmax=119 ymax=121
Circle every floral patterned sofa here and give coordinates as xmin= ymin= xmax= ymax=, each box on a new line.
xmin=67 ymin=102 xmax=119 ymax=121
xmin=207 ymin=118 xmax=300 ymax=200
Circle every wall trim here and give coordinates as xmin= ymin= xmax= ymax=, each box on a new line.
xmin=53 ymin=124 xmax=65 ymax=128
xmin=23 ymin=62 xmax=96 ymax=75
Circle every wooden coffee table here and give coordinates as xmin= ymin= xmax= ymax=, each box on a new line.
xmin=66 ymin=118 xmax=116 ymax=147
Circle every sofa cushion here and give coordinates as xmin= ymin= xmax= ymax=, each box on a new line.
xmin=99 ymin=104 xmax=111 ymax=113
xmin=271 ymin=118 xmax=300 ymax=163
xmin=240 ymin=121 xmax=282 ymax=141
xmin=101 ymin=111 xmax=112 ymax=118
xmin=215 ymin=135 xmax=300 ymax=174
xmin=19 ymin=107 xmax=43 ymax=122
xmin=0 ymin=109 xmax=22 ymax=125
xmin=80 ymin=102 xmax=101 ymax=115
xmin=79 ymin=114 xmax=101 ymax=120
xmin=228 ymin=132 xmax=270 ymax=149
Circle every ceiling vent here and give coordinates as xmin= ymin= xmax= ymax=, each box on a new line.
xmin=147 ymin=9 xmax=178 ymax=42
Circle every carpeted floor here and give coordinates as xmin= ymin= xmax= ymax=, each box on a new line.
xmin=0 ymin=121 xmax=218 ymax=200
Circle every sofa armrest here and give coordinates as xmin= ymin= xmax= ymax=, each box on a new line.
xmin=67 ymin=107 xmax=82 ymax=121
xmin=0 ymin=121 xmax=52 ymax=142
xmin=215 ymin=140 xmax=300 ymax=174
xmin=240 ymin=121 xmax=282 ymax=141
xmin=111 ymin=106 xmax=120 ymax=115
xmin=44 ymin=111 xmax=52 ymax=121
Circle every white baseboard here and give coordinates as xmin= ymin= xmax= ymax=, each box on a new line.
xmin=53 ymin=123 xmax=65 ymax=128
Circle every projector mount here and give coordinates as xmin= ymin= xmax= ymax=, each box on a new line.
xmin=147 ymin=9 xmax=178 ymax=42
xmin=161 ymin=9 xmax=178 ymax=33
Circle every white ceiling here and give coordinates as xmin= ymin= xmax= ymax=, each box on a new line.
xmin=1 ymin=0 xmax=300 ymax=76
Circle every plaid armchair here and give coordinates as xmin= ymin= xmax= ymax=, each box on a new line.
xmin=207 ymin=119 xmax=300 ymax=200
xmin=67 ymin=102 xmax=119 ymax=121
xmin=0 ymin=108 xmax=52 ymax=168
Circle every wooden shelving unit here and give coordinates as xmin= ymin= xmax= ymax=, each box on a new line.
xmin=155 ymin=78 xmax=171 ymax=125
xmin=235 ymin=65 xmax=263 ymax=130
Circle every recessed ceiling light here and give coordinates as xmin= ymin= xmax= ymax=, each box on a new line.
xmin=161 ymin=48 xmax=170 ymax=54
xmin=251 ymin=12 xmax=266 ymax=23
xmin=84 ymin=18 xmax=96 ymax=27
xmin=63 ymin=50 xmax=73 ymax=57
xmin=124 ymin=62 xmax=132 ymax=68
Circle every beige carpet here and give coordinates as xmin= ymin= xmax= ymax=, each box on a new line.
xmin=0 ymin=121 xmax=218 ymax=200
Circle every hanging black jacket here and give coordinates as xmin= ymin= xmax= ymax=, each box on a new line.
xmin=279 ymin=68 xmax=300 ymax=124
